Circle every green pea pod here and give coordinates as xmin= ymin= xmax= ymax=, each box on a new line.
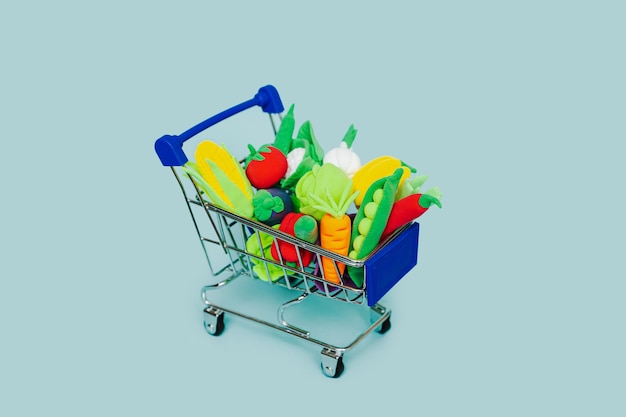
xmin=347 ymin=168 xmax=404 ymax=287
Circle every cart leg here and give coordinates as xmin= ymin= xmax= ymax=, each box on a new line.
xmin=320 ymin=348 xmax=344 ymax=378
xmin=370 ymin=304 xmax=392 ymax=334
xmin=277 ymin=292 xmax=311 ymax=337
xmin=377 ymin=317 xmax=392 ymax=334
xmin=203 ymin=307 xmax=225 ymax=336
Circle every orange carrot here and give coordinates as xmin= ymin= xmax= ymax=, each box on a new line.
xmin=319 ymin=213 xmax=352 ymax=284
xmin=309 ymin=184 xmax=359 ymax=284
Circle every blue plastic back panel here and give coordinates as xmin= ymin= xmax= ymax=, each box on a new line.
xmin=365 ymin=222 xmax=420 ymax=306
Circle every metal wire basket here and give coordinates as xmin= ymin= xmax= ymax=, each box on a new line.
xmin=155 ymin=85 xmax=421 ymax=377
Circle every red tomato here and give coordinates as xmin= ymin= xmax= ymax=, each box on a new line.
xmin=245 ymin=144 xmax=288 ymax=189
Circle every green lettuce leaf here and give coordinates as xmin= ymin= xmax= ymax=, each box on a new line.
xmin=245 ymin=230 xmax=284 ymax=282
xmin=280 ymin=156 xmax=319 ymax=191
xmin=296 ymin=121 xmax=324 ymax=164
xmin=295 ymin=163 xmax=354 ymax=221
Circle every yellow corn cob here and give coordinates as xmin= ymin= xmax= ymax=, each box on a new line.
xmin=194 ymin=140 xmax=254 ymax=215
xmin=351 ymin=156 xmax=412 ymax=207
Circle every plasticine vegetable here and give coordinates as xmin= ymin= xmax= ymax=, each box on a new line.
xmin=395 ymin=174 xmax=429 ymax=201
xmin=284 ymin=147 xmax=306 ymax=178
xmin=245 ymin=228 xmax=285 ymax=282
xmin=280 ymin=118 xmax=325 ymax=191
xmin=323 ymin=124 xmax=362 ymax=178
xmin=295 ymin=164 xmax=355 ymax=222
xmin=245 ymin=144 xmax=288 ymax=189
xmin=309 ymin=176 xmax=359 ymax=284
xmin=271 ymin=212 xmax=318 ymax=267
xmin=189 ymin=140 xmax=255 ymax=218
xmin=379 ymin=193 xmax=442 ymax=241
xmin=252 ymin=188 xmax=294 ymax=226
xmin=293 ymin=120 xmax=325 ymax=164
xmin=271 ymin=104 xmax=326 ymax=191
xmin=273 ymin=104 xmax=296 ymax=155
xmin=347 ymin=168 xmax=404 ymax=287
xmin=282 ymin=153 xmax=320 ymax=191
xmin=282 ymin=156 xmax=320 ymax=191
xmin=351 ymin=156 xmax=415 ymax=207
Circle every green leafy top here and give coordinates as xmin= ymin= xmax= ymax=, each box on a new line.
xmin=273 ymin=104 xmax=326 ymax=191
xmin=395 ymin=174 xmax=428 ymax=201
xmin=309 ymin=186 xmax=359 ymax=219
xmin=295 ymin=163 xmax=358 ymax=221
xmin=395 ymin=174 xmax=443 ymax=204
xmin=245 ymin=144 xmax=272 ymax=166
xmin=294 ymin=121 xmax=325 ymax=165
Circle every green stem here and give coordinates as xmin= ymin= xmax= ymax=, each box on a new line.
xmin=342 ymin=124 xmax=358 ymax=148
xmin=400 ymin=160 xmax=417 ymax=173
xmin=418 ymin=194 xmax=442 ymax=209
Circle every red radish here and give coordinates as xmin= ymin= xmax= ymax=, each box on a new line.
xmin=271 ymin=212 xmax=318 ymax=267
xmin=245 ymin=144 xmax=288 ymax=189
xmin=380 ymin=194 xmax=441 ymax=241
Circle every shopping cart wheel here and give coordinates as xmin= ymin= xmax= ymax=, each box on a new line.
xmin=377 ymin=317 xmax=392 ymax=334
xmin=203 ymin=307 xmax=225 ymax=336
xmin=321 ymin=349 xmax=344 ymax=378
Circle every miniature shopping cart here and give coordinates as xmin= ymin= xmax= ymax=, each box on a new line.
xmin=155 ymin=85 xmax=421 ymax=377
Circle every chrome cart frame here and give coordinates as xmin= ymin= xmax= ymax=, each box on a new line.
xmin=155 ymin=86 xmax=420 ymax=377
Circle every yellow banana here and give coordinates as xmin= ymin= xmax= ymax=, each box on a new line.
xmin=351 ymin=156 xmax=414 ymax=207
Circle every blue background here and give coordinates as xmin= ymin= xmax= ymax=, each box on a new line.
xmin=2 ymin=1 xmax=624 ymax=415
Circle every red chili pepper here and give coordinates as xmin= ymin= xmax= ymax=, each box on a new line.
xmin=245 ymin=144 xmax=288 ymax=189
xmin=270 ymin=212 xmax=317 ymax=266
xmin=380 ymin=194 xmax=441 ymax=241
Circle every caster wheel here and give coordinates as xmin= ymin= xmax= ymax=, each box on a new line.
xmin=321 ymin=349 xmax=344 ymax=378
xmin=377 ymin=317 xmax=392 ymax=334
xmin=203 ymin=308 xmax=225 ymax=336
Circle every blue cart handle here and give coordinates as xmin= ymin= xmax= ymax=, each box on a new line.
xmin=155 ymin=85 xmax=284 ymax=166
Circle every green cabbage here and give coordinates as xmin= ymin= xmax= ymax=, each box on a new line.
xmin=295 ymin=164 xmax=355 ymax=221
